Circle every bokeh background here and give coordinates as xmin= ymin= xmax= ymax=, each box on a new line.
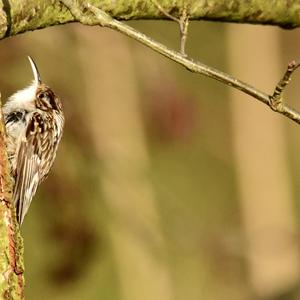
xmin=1 ymin=18 xmax=300 ymax=300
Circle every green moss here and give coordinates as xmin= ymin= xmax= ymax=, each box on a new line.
xmin=0 ymin=0 xmax=8 ymax=38
xmin=10 ymin=0 xmax=73 ymax=36
xmin=191 ymin=0 xmax=300 ymax=27
xmin=3 ymin=0 xmax=300 ymax=38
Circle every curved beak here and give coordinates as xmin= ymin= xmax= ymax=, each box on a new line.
xmin=28 ymin=56 xmax=41 ymax=86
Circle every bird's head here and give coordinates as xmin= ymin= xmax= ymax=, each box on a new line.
xmin=5 ymin=56 xmax=62 ymax=113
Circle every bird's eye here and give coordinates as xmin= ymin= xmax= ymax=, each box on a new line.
xmin=36 ymin=89 xmax=58 ymax=110
xmin=38 ymin=92 xmax=48 ymax=99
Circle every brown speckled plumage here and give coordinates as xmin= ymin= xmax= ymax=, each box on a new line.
xmin=3 ymin=57 xmax=64 ymax=224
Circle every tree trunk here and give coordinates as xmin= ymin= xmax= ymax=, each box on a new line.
xmin=76 ymin=26 xmax=173 ymax=300
xmin=227 ymin=24 xmax=300 ymax=298
xmin=0 ymin=102 xmax=24 ymax=299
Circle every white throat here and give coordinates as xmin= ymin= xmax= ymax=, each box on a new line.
xmin=4 ymin=82 xmax=37 ymax=113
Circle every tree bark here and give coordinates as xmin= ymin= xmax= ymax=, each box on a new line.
xmin=0 ymin=102 xmax=24 ymax=299
xmin=0 ymin=0 xmax=299 ymax=40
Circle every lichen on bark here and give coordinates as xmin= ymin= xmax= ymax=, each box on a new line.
xmin=0 ymin=101 xmax=24 ymax=299
xmin=0 ymin=0 xmax=299 ymax=40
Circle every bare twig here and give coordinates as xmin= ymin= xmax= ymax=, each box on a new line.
xmin=179 ymin=3 xmax=189 ymax=56
xmin=269 ymin=60 xmax=300 ymax=111
xmin=151 ymin=0 xmax=179 ymax=22
xmin=151 ymin=0 xmax=190 ymax=55
xmin=60 ymin=0 xmax=300 ymax=125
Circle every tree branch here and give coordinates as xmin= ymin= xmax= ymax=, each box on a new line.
xmin=60 ymin=0 xmax=300 ymax=125
xmin=0 ymin=99 xmax=24 ymax=299
xmin=0 ymin=1 xmax=299 ymax=40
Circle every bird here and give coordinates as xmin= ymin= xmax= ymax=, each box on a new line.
xmin=3 ymin=56 xmax=64 ymax=224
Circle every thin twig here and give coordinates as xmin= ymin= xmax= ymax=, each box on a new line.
xmin=269 ymin=60 xmax=300 ymax=110
xmin=151 ymin=0 xmax=190 ymax=56
xmin=151 ymin=0 xmax=179 ymax=22
xmin=60 ymin=0 xmax=300 ymax=125
xmin=179 ymin=3 xmax=189 ymax=56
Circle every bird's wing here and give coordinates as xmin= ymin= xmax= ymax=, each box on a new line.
xmin=13 ymin=113 xmax=42 ymax=224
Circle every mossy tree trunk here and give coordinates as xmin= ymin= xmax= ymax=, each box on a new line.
xmin=0 ymin=106 xmax=24 ymax=299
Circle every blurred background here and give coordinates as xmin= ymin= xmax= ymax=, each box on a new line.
xmin=1 ymin=18 xmax=300 ymax=300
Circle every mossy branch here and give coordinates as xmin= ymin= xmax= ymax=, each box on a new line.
xmin=0 ymin=101 xmax=24 ymax=299
xmin=0 ymin=1 xmax=299 ymax=40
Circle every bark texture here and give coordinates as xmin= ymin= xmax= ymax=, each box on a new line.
xmin=0 ymin=104 xmax=24 ymax=299
xmin=0 ymin=0 xmax=299 ymax=40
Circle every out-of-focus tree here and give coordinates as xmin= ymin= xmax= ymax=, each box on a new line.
xmin=228 ymin=25 xmax=300 ymax=299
